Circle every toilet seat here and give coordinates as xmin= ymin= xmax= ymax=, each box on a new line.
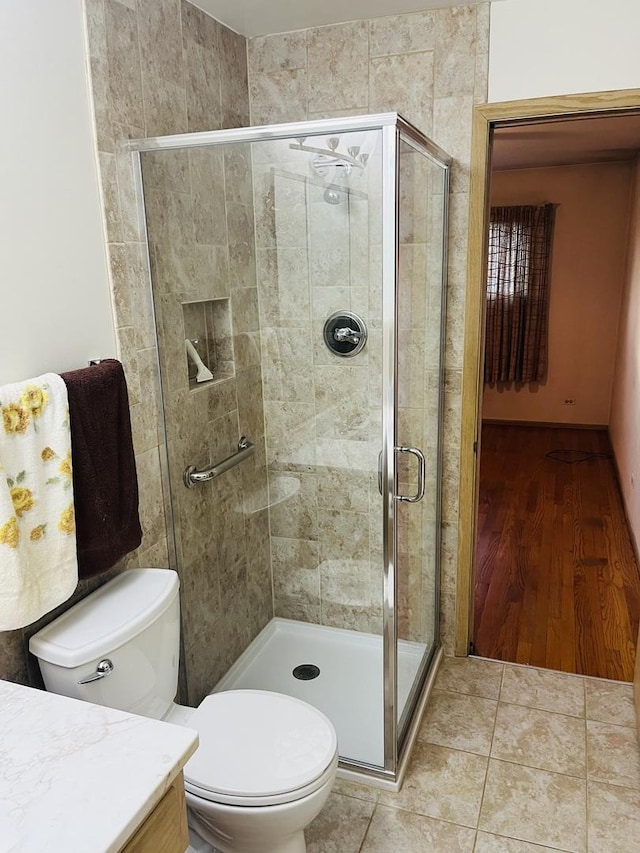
xmin=183 ymin=690 xmax=338 ymax=807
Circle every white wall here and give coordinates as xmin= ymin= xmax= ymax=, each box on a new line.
xmin=610 ymin=156 xmax=640 ymax=557
xmin=483 ymin=162 xmax=632 ymax=426
xmin=489 ymin=0 xmax=640 ymax=102
xmin=0 ymin=0 xmax=115 ymax=386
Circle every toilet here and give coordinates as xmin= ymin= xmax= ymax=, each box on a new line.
xmin=29 ymin=569 xmax=338 ymax=853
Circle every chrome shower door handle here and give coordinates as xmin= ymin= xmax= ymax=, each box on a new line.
xmin=394 ymin=446 xmax=426 ymax=503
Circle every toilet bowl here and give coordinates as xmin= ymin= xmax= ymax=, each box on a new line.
xmin=180 ymin=690 xmax=337 ymax=853
xmin=29 ymin=569 xmax=338 ymax=853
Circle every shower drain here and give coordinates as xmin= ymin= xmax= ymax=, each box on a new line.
xmin=292 ymin=664 xmax=320 ymax=680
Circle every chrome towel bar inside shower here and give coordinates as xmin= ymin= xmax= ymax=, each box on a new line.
xmin=183 ymin=436 xmax=254 ymax=488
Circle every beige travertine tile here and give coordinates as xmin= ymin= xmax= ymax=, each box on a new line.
xmin=271 ymin=537 xmax=320 ymax=609
xmin=136 ymin=447 xmax=167 ymax=545
xmin=500 ymin=665 xmax=585 ymax=717
xmin=585 ymin=678 xmax=637 ymax=727
xmin=316 ymin=468 xmax=369 ymax=513
xmin=261 ymin=330 xmax=315 ymax=404
xmin=475 ymin=833 xmax=561 ymax=852
xmin=361 ymin=804 xmax=475 ymax=852
xmin=137 ymin=0 xmax=184 ymax=88
xmin=479 ymin=760 xmax=587 ymax=851
xmin=588 ymin=781 xmax=640 ymax=852
xmin=435 ymin=655 xmax=504 ymax=699
xmin=439 ymin=594 xmax=457 ymax=655
xmin=98 ymin=152 xmax=124 ymax=243
xmin=369 ymin=52 xmax=434 ymax=134
xmin=368 ymin=11 xmax=436 ymax=58
xmin=182 ymin=3 xmax=221 ymax=133
xmin=184 ymin=37 xmax=222 ymax=133
xmin=378 ymin=742 xmax=488 ymax=827
xmin=190 ymin=147 xmax=227 ymax=246
xmin=317 ymin=509 xmax=369 ymax=562
xmin=256 ymin=248 xmax=311 ymax=325
xmin=306 ymin=792 xmax=374 ymax=853
xmin=332 ymin=777 xmax=379 ymax=803
xmin=432 ymin=5 xmax=477 ymax=99
xmin=249 ymin=68 xmax=308 ymax=125
xmin=492 ymin=702 xmax=586 ymax=777
xmin=269 ymin=472 xmax=318 ymax=540
xmin=418 ymin=688 xmax=498 ymax=756
xmin=235 ymin=365 xmax=264 ymax=439
xmin=248 ymin=30 xmax=307 ymax=74
xmin=474 ymin=2 xmax=490 ymax=104
xmin=587 ymin=720 xmax=640 ymax=789
xmin=219 ymin=24 xmax=249 ymax=128
xmin=104 ymin=0 xmax=144 ymax=129
xmin=141 ymin=76 xmax=188 ymax=138
xmin=226 ymin=202 xmax=257 ymax=290
xmin=307 ymin=22 xmax=369 ymax=113
xmin=433 ymin=95 xmax=473 ymax=190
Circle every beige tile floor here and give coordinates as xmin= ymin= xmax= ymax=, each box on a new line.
xmin=307 ymin=656 xmax=640 ymax=852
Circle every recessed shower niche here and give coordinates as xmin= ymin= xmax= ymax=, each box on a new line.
xmin=182 ymin=298 xmax=234 ymax=390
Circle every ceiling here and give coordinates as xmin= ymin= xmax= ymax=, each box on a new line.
xmin=193 ymin=0 xmax=486 ymax=37
xmin=492 ymin=114 xmax=640 ymax=171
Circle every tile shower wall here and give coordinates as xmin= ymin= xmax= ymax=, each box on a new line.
xmin=248 ymin=3 xmax=490 ymax=651
xmin=253 ymin=137 xmax=384 ymax=632
xmin=81 ymin=0 xmax=268 ymax=705
xmin=141 ymin=140 xmax=271 ymax=703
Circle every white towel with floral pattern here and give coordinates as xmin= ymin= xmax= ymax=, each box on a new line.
xmin=0 ymin=373 xmax=78 ymax=629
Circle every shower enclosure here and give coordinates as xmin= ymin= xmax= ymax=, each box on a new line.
xmin=130 ymin=114 xmax=450 ymax=788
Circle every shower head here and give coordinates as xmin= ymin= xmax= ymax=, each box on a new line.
xmin=323 ymin=187 xmax=343 ymax=205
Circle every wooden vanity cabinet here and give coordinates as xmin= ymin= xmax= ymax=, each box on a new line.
xmin=120 ymin=772 xmax=189 ymax=853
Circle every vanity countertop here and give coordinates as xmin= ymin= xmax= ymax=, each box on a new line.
xmin=0 ymin=679 xmax=198 ymax=852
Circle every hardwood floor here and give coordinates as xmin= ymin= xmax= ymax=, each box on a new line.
xmin=473 ymin=424 xmax=640 ymax=681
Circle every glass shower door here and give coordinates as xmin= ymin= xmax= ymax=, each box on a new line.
xmin=393 ymin=130 xmax=449 ymax=749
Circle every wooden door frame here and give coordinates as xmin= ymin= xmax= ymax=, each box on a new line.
xmin=454 ymin=88 xmax=640 ymax=656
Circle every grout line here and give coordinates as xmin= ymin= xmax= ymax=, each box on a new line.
xmin=475 ymin=829 xmax=573 ymax=853
xmin=486 ymin=755 xmax=587 ymax=782
xmin=356 ymin=802 xmax=376 ymax=853
xmin=585 ymin=687 xmax=590 ymax=851
xmin=474 ymin=667 xmax=502 ymax=833
xmin=495 ymin=697 xmax=587 ymax=721
xmin=368 ymin=799 xmax=483 ymax=835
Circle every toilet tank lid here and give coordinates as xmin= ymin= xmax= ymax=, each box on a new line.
xmin=29 ymin=569 xmax=179 ymax=668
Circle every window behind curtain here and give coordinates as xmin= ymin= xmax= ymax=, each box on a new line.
xmin=484 ymin=204 xmax=555 ymax=385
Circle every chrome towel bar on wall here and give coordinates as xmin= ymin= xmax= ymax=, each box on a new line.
xmin=183 ymin=436 xmax=255 ymax=488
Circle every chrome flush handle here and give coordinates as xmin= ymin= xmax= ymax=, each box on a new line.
xmin=78 ymin=658 xmax=114 ymax=684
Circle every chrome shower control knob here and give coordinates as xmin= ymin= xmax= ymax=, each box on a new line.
xmin=323 ymin=311 xmax=367 ymax=358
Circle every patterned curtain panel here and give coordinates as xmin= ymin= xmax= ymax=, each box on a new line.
xmin=484 ymin=204 xmax=555 ymax=385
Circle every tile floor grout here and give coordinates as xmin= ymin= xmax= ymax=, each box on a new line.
xmin=307 ymin=657 xmax=640 ymax=852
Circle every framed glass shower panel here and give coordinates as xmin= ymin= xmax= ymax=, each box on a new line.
xmin=393 ymin=131 xmax=449 ymax=750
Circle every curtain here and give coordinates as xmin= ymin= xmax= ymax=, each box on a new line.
xmin=484 ymin=203 xmax=555 ymax=385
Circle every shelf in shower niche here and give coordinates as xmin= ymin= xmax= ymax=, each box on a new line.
xmin=188 ymin=370 xmax=234 ymax=392
xmin=242 ymin=475 xmax=301 ymax=515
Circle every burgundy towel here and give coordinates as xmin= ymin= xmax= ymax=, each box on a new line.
xmin=60 ymin=359 xmax=142 ymax=578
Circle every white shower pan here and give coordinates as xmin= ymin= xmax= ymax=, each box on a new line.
xmin=213 ymin=617 xmax=426 ymax=769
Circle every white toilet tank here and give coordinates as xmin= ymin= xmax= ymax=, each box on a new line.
xmin=29 ymin=569 xmax=180 ymax=720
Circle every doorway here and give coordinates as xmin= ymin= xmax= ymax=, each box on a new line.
xmin=456 ymin=90 xmax=640 ymax=682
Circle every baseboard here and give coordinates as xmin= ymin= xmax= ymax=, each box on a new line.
xmin=482 ymin=419 xmax=608 ymax=430
xmin=608 ymin=435 xmax=640 ymax=568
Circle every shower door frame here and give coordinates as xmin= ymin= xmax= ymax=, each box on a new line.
xmin=129 ymin=113 xmax=451 ymax=789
